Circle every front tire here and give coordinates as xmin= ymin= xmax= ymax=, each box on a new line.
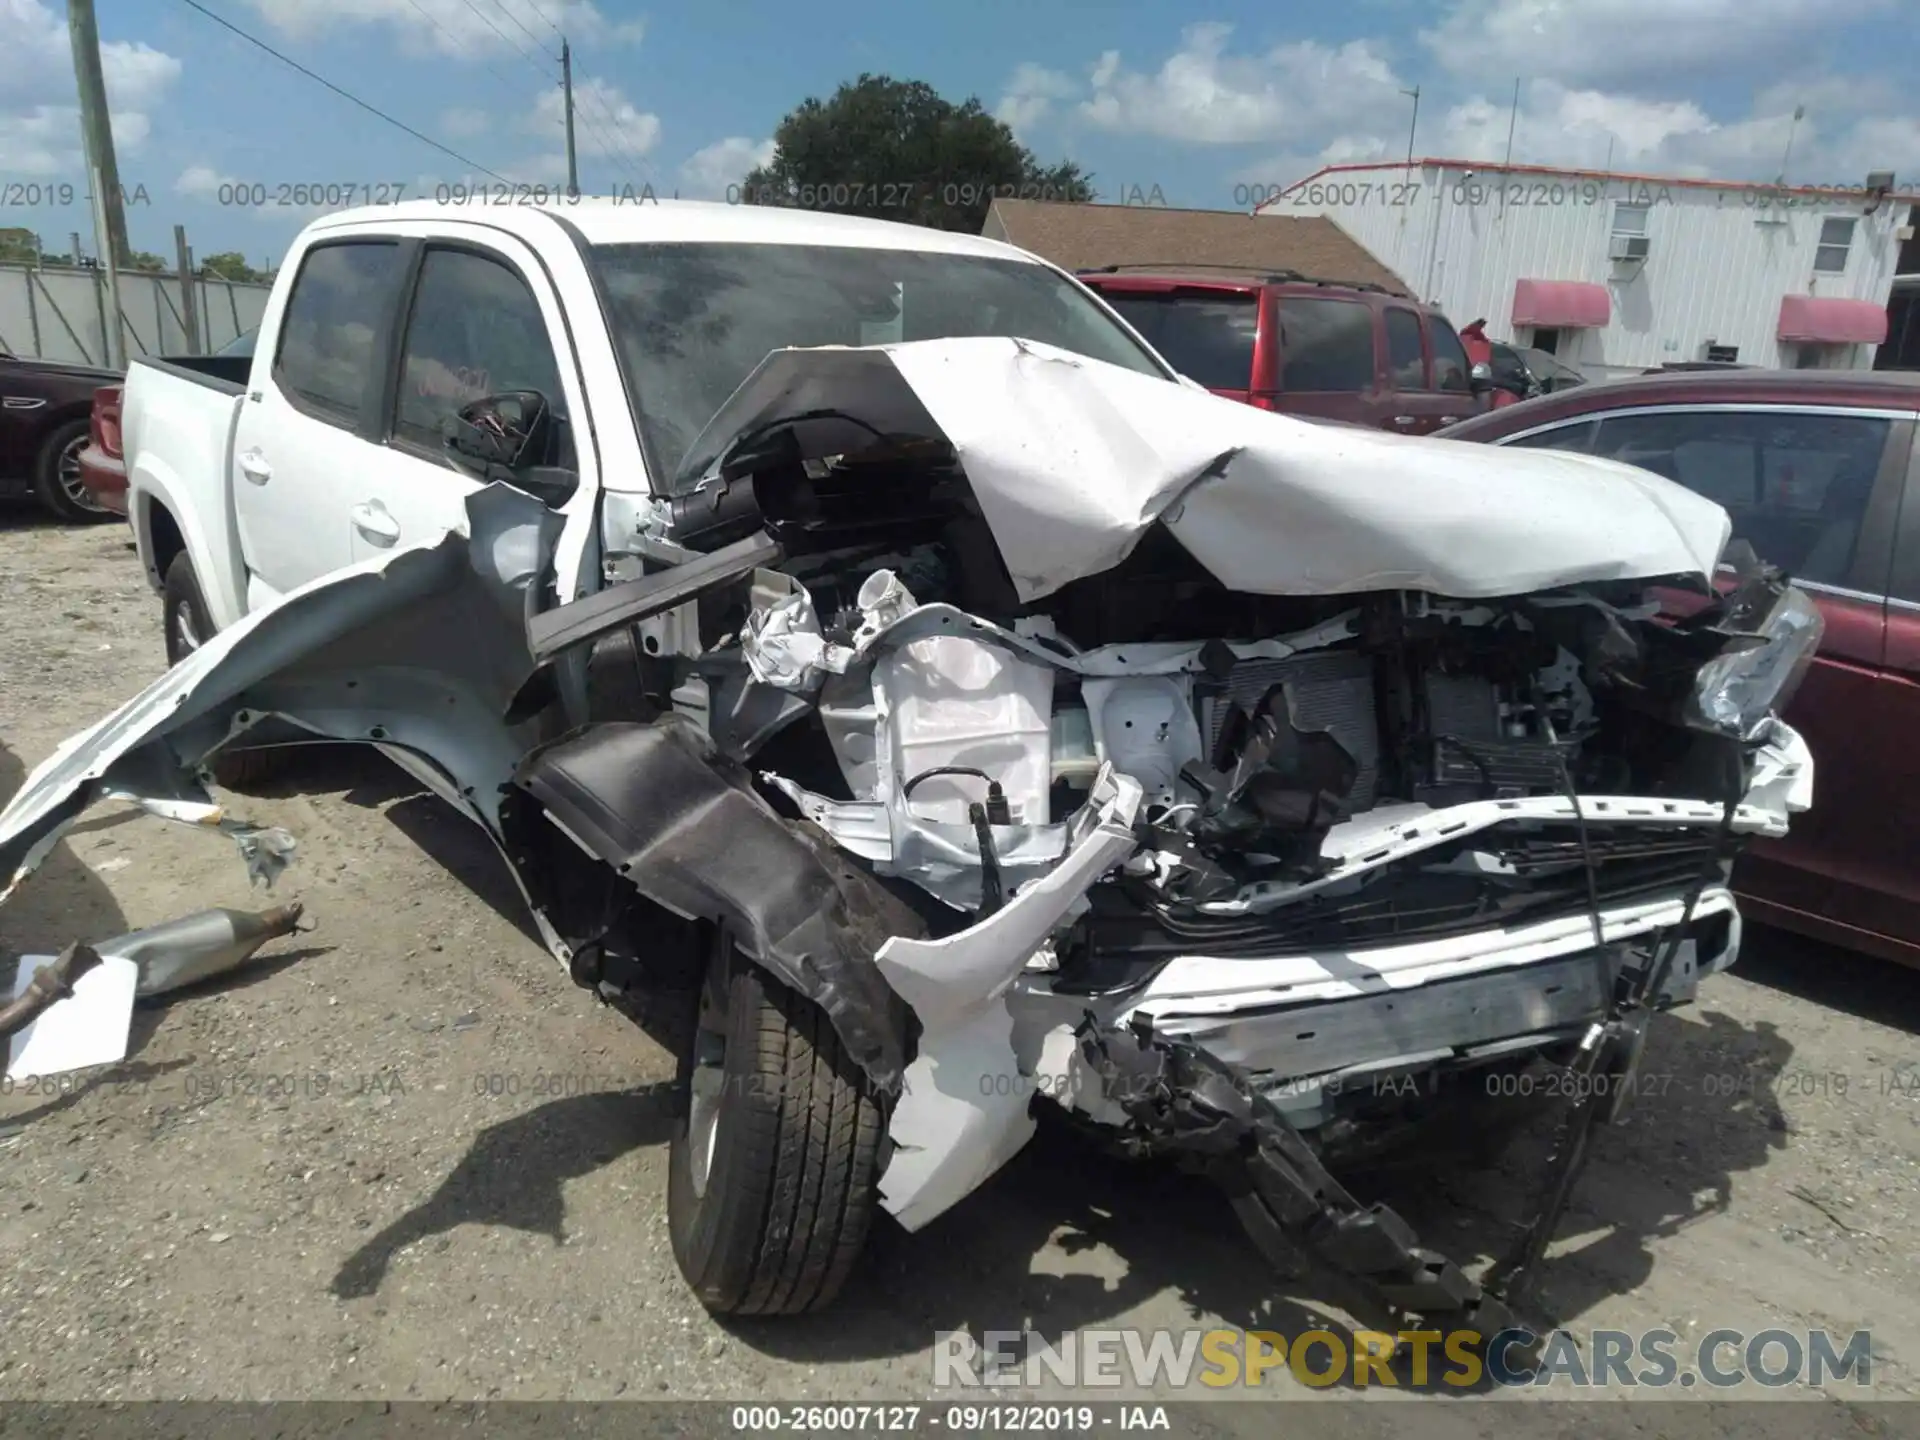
xmin=32 ymin=419 xmax=112 ymax=524
xmin=667 ymin=933 xmax=886 ymax=1316
xmin=161 ymin=552 xmax=286 ymax=790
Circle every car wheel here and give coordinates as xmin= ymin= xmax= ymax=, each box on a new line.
xmin=667 ymin=930 xmax=886 ymax=1316
xmin=31 ymin=419 xmax=112 ymax=524
xmin=161 ymin=552 xmax=286 ymax=790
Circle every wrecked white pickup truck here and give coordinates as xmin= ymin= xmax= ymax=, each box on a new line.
xmin=1 ymin=202 xmax=1817 ymax=1337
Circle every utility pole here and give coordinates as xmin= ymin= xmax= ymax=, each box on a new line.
xmin=1400 ymin=86 xmax=1420 ymax=170
xmin=68 ymin=0 xmax=130 ymax=270
xmin=562 ymin=39 xmax=579 ymax=198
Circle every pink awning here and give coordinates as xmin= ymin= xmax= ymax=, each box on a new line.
xmin=1511 ymin=279 xmax=1610 ymax=329
xmin=1776 ymin=295 xmax=1888 ymax=345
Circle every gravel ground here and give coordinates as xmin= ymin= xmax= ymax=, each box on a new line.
xmin=1 ymin=505 xmax=1917 ymax=1433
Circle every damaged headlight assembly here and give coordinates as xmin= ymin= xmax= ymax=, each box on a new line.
xmin=1682 ymin=582 xmax=1824 ymax=742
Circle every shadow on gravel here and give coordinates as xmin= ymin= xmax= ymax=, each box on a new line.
xmin=329 ymin=1081 xmax=679 ymax=1300
xmin=1732 ymin=920 xmax=1920 ymax=1034
xmin=0 ymin=736 xmax=128 ymax=965
xmin=729 ymin=996 xmax=1798 ymax=1394
xmin=219 ymin=742 xmax=545 ymax=946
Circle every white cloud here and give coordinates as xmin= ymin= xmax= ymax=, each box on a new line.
xmin=1261 ymin=78 xmax=1920 ymax=192
xmin=439 ymin=107 xmax=491 ymax=140
xmin=677 ymin=136 xmax=775 ymax=200
xmin=993 ymin=63 xmax=1078 ymax=137
xmin=531 ymin=75 xmax=660 ymax=159
xmin=0 ymin=0 xmax=181 ymax=173
xmin=1073 ymin=23 xmax=1404 ymax=147
xmin=176 ymin=163 xmax=238 ymax=199
xmin=240 ymin=0 xmax=644 ymax=59
xmin=1420 ymin=0 xmax=1892 ymax=94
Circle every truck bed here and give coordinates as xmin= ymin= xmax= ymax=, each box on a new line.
xmin=135 ymin=355 xmax=249 ymax=394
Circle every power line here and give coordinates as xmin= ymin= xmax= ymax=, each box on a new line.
xmin=488 ymin=0 xmax=557 ymax=59
xmin=175 ymin=0 xmax=509 ymax=182
xmin=401 ymin=0 xmax=541 ymax=103
xmin=455 ymin=0 xmax=554 ymax=72
xmin=520 ymin=0 xmax=569 ymax=44
xmin=574 ymin=72 xmax=658 ymax=182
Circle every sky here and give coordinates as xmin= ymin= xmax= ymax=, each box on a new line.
xmin=1 ymin=0 xmax=1916 ymax=271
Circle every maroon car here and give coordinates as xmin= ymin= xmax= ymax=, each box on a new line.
xmin=1440 ymin=369 xmax=1920 ymax=967
xmin=1077 ymin=266 xmax=1492 ymax=433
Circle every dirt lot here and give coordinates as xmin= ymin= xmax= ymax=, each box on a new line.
xmin=2 ymin=507 xmax=1918 ymax=1430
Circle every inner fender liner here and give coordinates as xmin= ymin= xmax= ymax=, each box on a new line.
xmin=512 ymin=716 xmax=923 ymax=1090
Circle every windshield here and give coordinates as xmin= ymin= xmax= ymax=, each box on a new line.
xmin=217 ymin=328 xmax=257 ymax=358
xmin=588 ymin=242 xmax=1172 ymax=486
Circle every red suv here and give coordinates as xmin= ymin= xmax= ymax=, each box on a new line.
xmin=1077 ymin=266 xmax=1491 ymax=433
xmin=1440 ymin=369 xmax=1920 ymax=967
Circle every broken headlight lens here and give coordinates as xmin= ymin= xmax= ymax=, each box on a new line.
xmin=1683 ymin=585 xmax=1824 ymax=741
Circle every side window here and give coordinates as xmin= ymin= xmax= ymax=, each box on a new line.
xmin=1276 ymin=297 xmax=1375 ymax=392
xmin=273 ymin=241 xmax=400 ymax=423
xmin=1590 ymin=409 xmax=1892 ymax=587
xmin=1384 ymin=308 xmax=1427 ymax=389
xmin=392 ymin=247 xmax=567 ymax=456
xmin=1503 ymin=419 xmax=1598 ymax=452
xmin=1429 ymin=316 xmax=1472 ymax=393
xmin=1100 ymin=293 xmax=1258 ymax=390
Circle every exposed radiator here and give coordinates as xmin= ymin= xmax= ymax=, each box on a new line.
xmin=1198 ymin=651 xmax=1382 ymax=810
xmin=1423 ymin=672 xmax=1569 ymax=795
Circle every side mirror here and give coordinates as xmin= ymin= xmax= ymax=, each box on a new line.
xmin=443 ymin=390 xmax=578 ymax=506
xmin=445 ymin=390 xmax=550 ymax=473
xmin=1469 ymin=361 xmax=1494 ymax=393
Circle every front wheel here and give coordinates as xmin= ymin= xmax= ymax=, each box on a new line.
xmin=161 ymin=552 xmax=287 ymax=790
xmin=667 ymin=932 xmax=887 ymax=1316
xmin=31 ymin=419 xmax=112 ymax=524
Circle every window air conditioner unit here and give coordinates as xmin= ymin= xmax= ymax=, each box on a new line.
xmin=1609 ymin=234 xmax=1651 ymax=262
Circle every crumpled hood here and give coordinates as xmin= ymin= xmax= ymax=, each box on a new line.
xmin=676 ymin=336 xmax=1732 ymax=603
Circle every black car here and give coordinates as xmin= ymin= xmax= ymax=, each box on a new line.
xmin=0 ymin=350 xmax=124 ymax=522
xmin=1488 ymin=342 xmax=1588 ymax=401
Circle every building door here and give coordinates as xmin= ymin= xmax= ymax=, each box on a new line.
xmin=1529 ymin=327 xmax=1562 ymax=355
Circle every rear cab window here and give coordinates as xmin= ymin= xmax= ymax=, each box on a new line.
xmin=272 ymin=240 xmax=401 ymax=425
xmin=1275 ymin=296 xmax=1375 ymax=391
xmin=1096 ymin=289 xmax=1259 ymax=391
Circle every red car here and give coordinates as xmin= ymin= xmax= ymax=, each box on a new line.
xmin=1440 ymin=368 xmax=1920 ymax=966
xmin=76 ymin=384 xmax=126 ymax=515
xmin=1077 ymin=266 xmax=1492 ymax=434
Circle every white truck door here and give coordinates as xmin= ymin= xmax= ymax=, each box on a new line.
xmin=231 ymin=237 xmax=411 ymax=604
xmin=348 ymin=234 xmax=587 ymax=567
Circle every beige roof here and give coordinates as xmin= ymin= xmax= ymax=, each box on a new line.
xmin=983 ymin=199 xmax=1411 ymax=295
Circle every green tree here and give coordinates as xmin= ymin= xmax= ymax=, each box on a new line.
xmin=200 ymin=251 xmax=265 ymax=283
xmin=738 ymin=74 xmax=1093 ymax=233
xmin=129 ymin=250 xmax=167 ymax=272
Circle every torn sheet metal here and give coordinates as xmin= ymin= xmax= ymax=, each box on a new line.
xmin=874 ymin=768 xmax=1142 ymax=1231
xmin=675 ymin=337 xmax=1732 ymax=603
xmin=0 ymin=483 xmax=558 ymax=917
xmin=513 ymin=715 xmax=924 ymax=1089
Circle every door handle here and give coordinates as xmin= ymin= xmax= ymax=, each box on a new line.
xmin=1392 ymin=415 xmax=1417 ymax=427
xmin=350 ymin=501 xmax=401 ymax=546
xmin=237 ymin=449 xmax=272 ymax=483
xmin=1440 ymin=415 xmax=1461 ymax=425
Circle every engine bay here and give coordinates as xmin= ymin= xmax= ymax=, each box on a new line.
xmin=627 ymin=429 xmax=1804 ymax=982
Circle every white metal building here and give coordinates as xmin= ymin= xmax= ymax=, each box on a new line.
xmin=1260 ymin=159 xmax=1917 ymax=377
